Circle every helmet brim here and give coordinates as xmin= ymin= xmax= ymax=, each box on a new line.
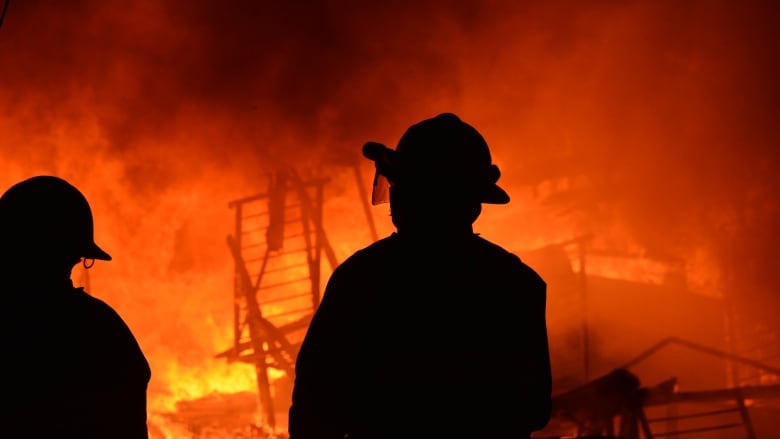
xmin=482 ymin=184 xmax=510 ymax=205
xmin=363 ymin=142 xmax=510 ymax=205
xmin=84 ymin=242 xmax=112 ymax=261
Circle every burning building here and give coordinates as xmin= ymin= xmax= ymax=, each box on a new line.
xmin=1 ymin=0 xmax=779 ymax=438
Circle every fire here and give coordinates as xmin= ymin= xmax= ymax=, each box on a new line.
xmin=2 ymin=1 xmax=779 ymax=437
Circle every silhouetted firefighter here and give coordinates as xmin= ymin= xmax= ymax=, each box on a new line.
xmin=289 ymin=113 xmax=552 ymax=439
xmin=0 ymin=176 xmax=151 ymax=438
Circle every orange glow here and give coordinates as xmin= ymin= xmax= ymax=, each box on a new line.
xmin=1 ymin=1 xmax=778 ymax=437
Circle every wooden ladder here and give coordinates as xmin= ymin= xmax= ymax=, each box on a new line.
xmin=216 ymin=169 xmax=339 ymax=430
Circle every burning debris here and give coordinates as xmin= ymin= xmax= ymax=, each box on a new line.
xmin=154 ymin=391 xmax=283 ymax=439
xmin=538 ymin=338 xmax=780 ymax=438
xmin=1 ymin=1 xmax=779 ymax=438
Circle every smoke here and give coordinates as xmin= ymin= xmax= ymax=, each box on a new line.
xmin=1 ymin=0 xmax=489 ymax=170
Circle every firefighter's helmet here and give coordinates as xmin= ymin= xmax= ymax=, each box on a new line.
xmin=363 ymin=112 xmax=509 ymax=205
xmin=0 ymin=175 xmax=112 ymax=261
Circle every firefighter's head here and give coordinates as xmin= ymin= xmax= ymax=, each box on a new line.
xmin=0 ymin=175 xmax=111 ymax=270
xmin=363 ymin=113 xmax=509 ymax=231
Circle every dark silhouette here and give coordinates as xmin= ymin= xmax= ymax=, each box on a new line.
xmin=0 ymin=175 xmax=151 ymax=438
xmin=289 ymin=113 xmax=552 ymax=438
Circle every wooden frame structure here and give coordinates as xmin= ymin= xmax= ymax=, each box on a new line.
xmin=547 ymin=337 xmax=780 ymax=438
xmin=215 ymin=169 xmax=339 ymax=430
